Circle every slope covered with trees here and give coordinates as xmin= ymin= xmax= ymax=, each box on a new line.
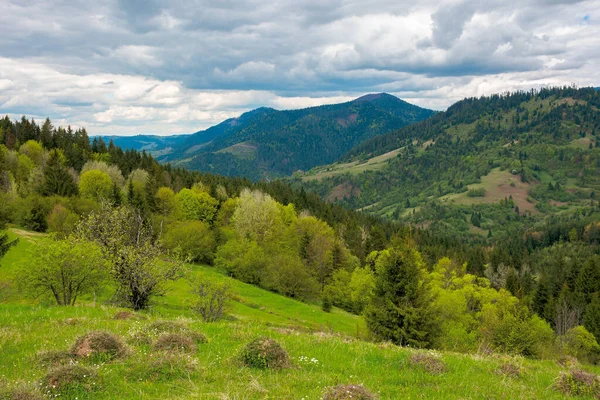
xmin=157 ymin=93 xmax=434 ymax=180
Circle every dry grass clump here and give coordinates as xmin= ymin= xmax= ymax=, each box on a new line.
xmin=241 ymin=337 xmax=290 ymax=369
xmin=557 ymin=355 xmax=580 ymax=369
xmin=149 ymin=320 xmax=188 ymax=333
xmin=37 ymin=350 xmax=75 ymax=367
xmin=41 ymin=365 xmax=98 ymax=395
xmin=113 ymin=311 xmax=146 ymax=320
xmin=153 ymin=333 xmax=197 ymax=353
xmin=71 ymin=331 xmax=128 ymax=361
xmin=322 ymin=384 xmax=377 ymax=400
xmin=0 ymin=387 xmax=43 ymax=400
xmin=553 ymin=369 xmax=600 ymax=397
xmin=408 ymin=352 xmax=446 ymax=375
xmin=496 ymin=360 xmax=523 ymax=378
xmin=128 ymin=353 xmax=198 ymax=382
xmin=127 ymin=330 xmax=153 ymax=346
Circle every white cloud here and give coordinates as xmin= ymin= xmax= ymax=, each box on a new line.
xmin=0 ymin=0 xmax=598 ymax=135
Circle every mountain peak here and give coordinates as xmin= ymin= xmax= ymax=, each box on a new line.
xmin=353 ymin=93 xmax=397 ymax=103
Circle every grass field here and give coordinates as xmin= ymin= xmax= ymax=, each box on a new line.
xmin=439 ymin=168 xmax=538 ymax=214
xmin=2 ymin=229 xmax=600 ymax=399
xmin=301 ymin=148 xmax=403 ymax=182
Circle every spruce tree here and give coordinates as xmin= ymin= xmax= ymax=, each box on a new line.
xmin=364 ymin=244 xmax=436 ymax=348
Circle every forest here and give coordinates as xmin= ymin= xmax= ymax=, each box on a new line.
xmin=1 ymin=108 xmax=600 ymax=367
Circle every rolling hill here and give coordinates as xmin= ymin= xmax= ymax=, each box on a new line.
xmin=1 ymin=229 xmax=597 ymax=400
xmin=296 ymin=87 xmax=600 ymax=243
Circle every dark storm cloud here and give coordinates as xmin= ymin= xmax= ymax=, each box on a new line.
xmin=0 ymin=0 xmax=598 ymax=135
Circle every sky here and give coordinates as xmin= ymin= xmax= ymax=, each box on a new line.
xmin=0 ymin=0 xmax=599 ymax=136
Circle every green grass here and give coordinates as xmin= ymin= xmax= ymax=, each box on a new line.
xmin=2 ymin=229 xmax=600 ymax=399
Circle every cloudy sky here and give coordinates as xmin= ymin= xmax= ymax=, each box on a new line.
xmin=0 ymin=0 xmax=598 ymax=136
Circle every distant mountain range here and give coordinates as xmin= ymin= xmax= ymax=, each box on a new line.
xmin=104 ymin=93 xmax=434 ymax=180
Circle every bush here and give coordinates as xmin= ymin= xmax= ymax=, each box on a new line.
xmin=241 ymin=337 xmax=290 ymax=369
xmin=190 ymin=278 xmax=233 ymax=322
xmin=561 ymin=325 xmax=600 ymax=363
xmin=322 ymin=384 xmax=377 ymax=400
xmin=408 ymin=352 xmax=446 ymax=374
xmin=163 ymin=221 xmax=216 ymax=264
xmin=554 ymin=369 xmax=600 ymax=397
xmin=153 ymin=333 xmax=197 ymax=353
xmin=41 ymin=365 xmax=98 ymax=396
xmin=467 ymin=188 xmax=486 ymax=197
xmin=71 ymin=331 xmax=128 ymax=361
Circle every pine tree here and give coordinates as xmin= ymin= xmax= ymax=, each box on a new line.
xmin=42 ymin=150 xmax=78 ymax=197
xmin=364 ymin=245 xmax=437 ymax=348
xmin=584 ymin=294 xmax=600 ymax=342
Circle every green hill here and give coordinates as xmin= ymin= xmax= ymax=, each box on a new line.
xmin=160 ymin=94 xmax=434 ymax=180
xmin=2 ymin=229 xmax=599 ymax=400
xmin=296 ymin=87 xmax=600 ymax=243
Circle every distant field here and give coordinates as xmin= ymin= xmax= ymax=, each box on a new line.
xmin=216 ymin=141 xmax=258 ymax=160
xmin=302 ymin=147 xmax=402 ymax=181
xmin=439 ymin=168 xmax=538 ymax=213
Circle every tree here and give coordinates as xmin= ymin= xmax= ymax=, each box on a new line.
xmin=47 ymin=204 xmax=79 ymax=238
xmin=231 ymin=189 xmax=283 ymax=242
xmin=79 ymin=170 xmax=113 ymax=201
xmin=42 ymin=149 xmax=77 ymax=197
xmin=18 ymin=237 xmax=108 ymax=306
xmin=189 ymin=278 xmax=233 ymax=322
xmin=155 ymin=187 xmax=177 ymax=216
xmin=75 ymin=204 xmax=184 ymax=310
xmin=163 ymin=221 xmax=216 ymax=264
xmin=364 ymin=245 xmax=437 ymax=347
xmin=176 ymin=188 xmax=219 ymax=223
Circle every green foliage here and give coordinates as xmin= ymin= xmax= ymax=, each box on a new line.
xmin=466 ymin=188 xmax=485 ymax=197
xmin=163 ymin=221 xmax=215 ymax=264
xmin=189 ymin=278 xmax=233 ymax=322
xmin=75 ymin=204 xmax=184 ymax=310
xmin=365 ymin=245 xmax=437 ymax=348
xmin=18 ymin=237 xmax=108 ymax=306
xmin=79 ymin=170 xmax=113 ymax=201
xmin=175 ymin=188 xmax=218 ymax=222
xmin=46 ymin=204 xmax=79 ymax=238
xmin=561 ymin=326 xmax=600 ymax=363
xmin=554 ymin=369 xmax=600 ymax=397
xmin=241 ymin=337 xmax=290 ymax=369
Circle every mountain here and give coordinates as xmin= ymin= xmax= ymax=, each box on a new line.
xmin=296 ymin=86 xmax=600 ymax=243
xmin=157 ymin=93 xmax=434 ymax=180
xmin=99 ymin=134 xmax=187 ymax=156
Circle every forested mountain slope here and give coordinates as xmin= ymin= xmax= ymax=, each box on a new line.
xmin=160 ymin=93 xmax=434 ymax=180
xmin=297 ymin=87 xmax=600 ymax=243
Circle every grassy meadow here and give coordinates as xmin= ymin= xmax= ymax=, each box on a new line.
xmin=1 ymin=229 xmax=600 ymax=399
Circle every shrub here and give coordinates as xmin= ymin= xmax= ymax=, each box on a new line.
xmin=71 ymin=331 xmax=128 ymax=361
xmin=467 ymin=188 xmax=485 ymax=197
xmin=153 ymin=333 xmax=197 ymax=353
xmin=408 ymin=352 xmax=446 ymax=374
xmin=163 ymin=221 xmax=216 ymax=264
xmin=561 ymin=325 xmax=600 ymax=363
xmin=41 ymin=365 xmax=98 ymax=396
xmin=190 ymin=278 xmax=233 ymax=322
xmin=322 ymin=384 xmax=377 ymax=400
xmin=241 ymin=337 xmax=290 ymax=369
xmin=554 ymin=369 xmax=600 ymax=397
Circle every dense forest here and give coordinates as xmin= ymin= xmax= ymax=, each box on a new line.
xmin=1 ymin=99 xmax=600 ymax=363
xmin=158 ymin=93 xmax=434 ymax=180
